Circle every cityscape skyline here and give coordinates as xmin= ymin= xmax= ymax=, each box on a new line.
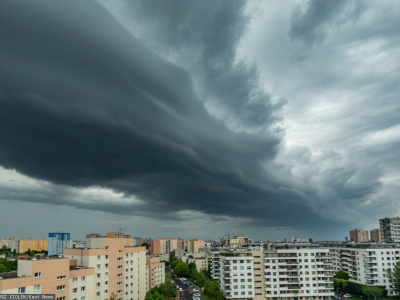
xmin=1 ymin=1 xmax=400 ymax=241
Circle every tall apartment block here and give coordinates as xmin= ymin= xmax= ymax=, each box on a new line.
xmin=213 ymin=245 xmax=334 ymax=300
xmin=150 ymin=238 xmax=184 ymax=255
xmin=349 ymin=229 xmax=369 ymax=242
xmin=48 ymin=232 xmax=71 ymax=256
xmin=370 ymin=229 xmax=381 ymax=243
xmin=380 ymin=217 xmax=400 ymax=243
xmin=64 ymin=235 xmax=148 ymax=300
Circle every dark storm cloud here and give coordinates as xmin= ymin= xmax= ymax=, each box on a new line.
xmin=0 ymin=0 xmax=331 ymax=230
xmin=108 ymin=0 xmax=286 ymax=131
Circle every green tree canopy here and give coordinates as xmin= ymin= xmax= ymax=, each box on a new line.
xmin=387 ymin=261 xmax=400 ymax=297
xmin=335 ymin=270 xmax=349 ymax=280
xmin=0 ymin=263 xmax=7 ymax=273
xmin=141 ymin=242 xmax=150 ymax=250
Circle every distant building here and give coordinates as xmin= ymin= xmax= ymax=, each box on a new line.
xmin=48 ymin=232 xmax=71 ymax=256
xmin=380 ymin=217 xmax=400 ymax=243
xmin=150 ymin=238 xmax=184 ymax=255
xmin=370 ymin=229 xmax=381 ymax=242
xmin=349 ymin=229 xmax=369 ymax=242
xmin=187 ymin=239 xmax=205 ymax=253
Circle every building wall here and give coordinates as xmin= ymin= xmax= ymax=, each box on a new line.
xmin=64 ymin=237 xmax=148 ymax=300
xmin=151 ymin=238 xmax=183 ymax=255
xmin=330 ymin=246 xmax=400 ymax=296
xmin=48 ymin=232 xmax=71 ymax=256
xmin=380 ymin=217 xmax=400 ymax=243
xmin=19 ymin=239 xmax=48 ymax=253
xmin=349 ymin=229 xmax=369 ymax=242
xmin=146 ymin=256 xmax=165 ymax=291
xmin=370 ymin=229 xmax=381 ymax=243
xmin=0 ymin=257 xmax=94 ymax=299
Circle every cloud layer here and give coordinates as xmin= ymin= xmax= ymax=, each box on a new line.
xmin=1 ymin=0 xmax=399 ymax=240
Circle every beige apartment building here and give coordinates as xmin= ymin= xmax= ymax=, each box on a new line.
xmin=151 ymin=238 xmax=183 ymax=255
xmin=370 ymin=229 xmax=381 ymax=242
xmin=0 ymin=257 xmax=94 ymax=299
xmin=0 ymin=234 xmax=162 ymax=300
xmin=349 ymin=229 xmax=369 ymax=242
xmin=186 ymin=239 xmax=205 ymax=253
xmin=64 ymin=235 xmax=148 ymax=300
xmin=0 ymin=238 xmax=48 ymax=253
xmin=146 ymin=256 xmax=165 ymax=291
xmin=182 ymin=252 xmax=209 ymax=272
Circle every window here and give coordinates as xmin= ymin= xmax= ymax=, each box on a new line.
xmin=104 ymin=281 xmax=108 ymax=286
xmin=117 ymin=282 xmax=123 ymax=286
xmin=96 ymin=292 xmax=100 ymax=297
xmin=96 ymin=283 xmax=101 ymax=287
xmin=105 ymin=246 xmax=109 ymax=250
xmin=118 ymin=265 xmax=123 ymax=269
xmin=81 ymin=286 xmax=85 ymax=292
xmin=73 ymin=277 xmax=78 ymax=283
xmin=117 ymin=257 xmax=123 ymax=261
xmin=72 ymin=287 xmax=78 ymax=293
xmin=34 ymin=272 xmax=41 ymax=278
xmin=56 ymin=297 xmax=66 ymax=300
xmin=18 ymin=287 xmax=26 ymax=294
xmin=57 ymin=275 xmax=66 ymax=280
xmin=97 ymin=264 xmax=101 ymax=269
xmin=80 ymin=297 xmax=85 ymax=300
xmin=105 ymin=272 xmax=108 ymax=278
xmin=34 ymin=285 xmax=41 ymax=292
xmin=97 ymin=273 xmax=101 ymax=278
xmin=97 ymin=255 xmax=101 ymax=259
xmin=81 ymin=276 xmax=86 ymax=282
xmin=57 ymin=285 xmax=66 ymax=291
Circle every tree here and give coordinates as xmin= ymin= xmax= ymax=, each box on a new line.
xmin=0 ymin=263 xmax=7 ymax=273
xmin=174 ymin=261 xmax=190 ymax=277
xmin=145 ymin=290 xmax=164 ymax=300
xmin=141 ymin=242 xmax=150 ymax=250
xmin=109 ymin=292 xmax=117 ymax=300
xmin=335 ymin=270 xmax=349 ymax=280
xmin=387 ymin=262 xmax=400 ymax=297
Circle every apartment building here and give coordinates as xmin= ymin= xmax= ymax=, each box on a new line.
xmin=220 ymin=252 xmax=255 ymax=299
xmin=64 ymin=235 xmax=147 ymax=300
xmin=370 ymin=229 xmax=381 ymax=243
xmin=210 ymin=251 xmax=221 ymax=280
xmin=48 ymin=232 xmax=71 ymax=256
xmin=264 ymin=245 xmax=333 ymax=300
xmin=329 ymin=245 xmax=400 ymax=296
xmin=349 ymin=229 xmax=369 ymax=242
xmin=146 ymin=256 xmax=165 ymax=291
xmin=212 ymin=245 xmax=334 ymax=300
xmin=182 ymin=252 xmax=209 ymax=272
xmin=186 ymin=239 xmax=205 ymax=253
xmin=0 ymin=238 xmax=47 ymax=253
xmin=380 ymin=217 xmax=400 ymax=243
xmin=0 ymin=257 xmax=94 ymax=299
xmin=150 ymin=238 xmax=183 ymax=255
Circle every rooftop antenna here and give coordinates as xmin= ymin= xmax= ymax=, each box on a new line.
xmin=117 ymin=227 xmax=126 ymax=237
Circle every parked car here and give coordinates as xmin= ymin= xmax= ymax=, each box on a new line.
xmin=343 ymin=294 xmax=351 ymax=298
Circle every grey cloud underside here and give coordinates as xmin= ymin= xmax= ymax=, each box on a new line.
xmin=111 ymin=0 xmax=286 ymax=131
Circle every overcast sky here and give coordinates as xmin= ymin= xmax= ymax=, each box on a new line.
xmin=1 ymin=0 xmax=399 ymax=242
